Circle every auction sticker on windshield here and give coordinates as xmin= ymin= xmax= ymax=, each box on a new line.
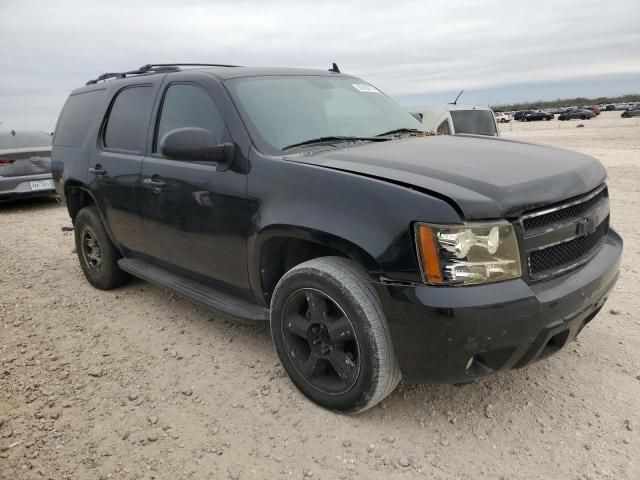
xmin=352 ymin=83 xmax=380 ymax=93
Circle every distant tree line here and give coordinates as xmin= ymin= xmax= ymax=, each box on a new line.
xmin=492 ymin=93 xmax=640 ymax=112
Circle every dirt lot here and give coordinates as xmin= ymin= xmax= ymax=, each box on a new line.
xmin=1 ymin=111 xmax=639 ymax=479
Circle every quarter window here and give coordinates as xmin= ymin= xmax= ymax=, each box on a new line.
xmin=54 ymin=89 xmax=106 ymax=148
xmin=103 ymin=86 xmax=153 ymax=153
xmin=154 ymin=84 xmax=225 ymax=153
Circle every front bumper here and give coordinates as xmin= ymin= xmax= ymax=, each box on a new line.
xmin=0 ymin=173 xmax=55 ymax=201
xmin=377 ymin=228 xmax=622 ymax=384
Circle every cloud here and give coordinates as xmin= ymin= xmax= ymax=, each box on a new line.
xmin=1 ymin=0 xmax=639 ymax=129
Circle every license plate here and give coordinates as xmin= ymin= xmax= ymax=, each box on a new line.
xmin=30 ymin=179 xmax=54 ymax=191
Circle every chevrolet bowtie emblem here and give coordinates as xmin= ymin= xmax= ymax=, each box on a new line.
xmin=575 ymin=216 xmax=597 ymax=236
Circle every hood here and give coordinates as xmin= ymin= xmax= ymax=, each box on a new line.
xmin=287 ymin=135 xmax=606 ymax=219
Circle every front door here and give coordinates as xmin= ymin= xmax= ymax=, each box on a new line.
xmin=140 ymin=82 xmax=251 ymax=299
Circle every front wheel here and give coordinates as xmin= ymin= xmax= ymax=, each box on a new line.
xmin=270 ymin=257 xmax=401 ymax=414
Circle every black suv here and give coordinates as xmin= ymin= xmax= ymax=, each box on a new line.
xmin=52 ymin=63 xmax=622 ymax=413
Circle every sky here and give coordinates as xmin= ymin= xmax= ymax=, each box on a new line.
xmin=1 ymin=0 xmax=639 ymax=130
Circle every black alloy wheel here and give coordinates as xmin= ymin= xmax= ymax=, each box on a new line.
xmin=270 ymin=256 xmax=401 ymax=413
xmin=281 ymin=288 xmax=360 ymax=395
xmin=74 ymin=206 xmax=129 ymax=290
xmin=81 ymin=226 xmax=102 ymax=270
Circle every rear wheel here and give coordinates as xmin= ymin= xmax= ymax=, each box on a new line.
xmin=74 ymin=206 xmax=129 ymax=290
xmin=270 ymin=257 xmax=400 ymax=414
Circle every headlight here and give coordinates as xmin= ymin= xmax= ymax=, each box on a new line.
xmin=415 ymin=221 xmax=521 ymax=285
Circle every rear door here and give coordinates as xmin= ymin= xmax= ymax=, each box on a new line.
xmin=91 ymin=78 xmax=162 ymax=255
xmin=139 ymin=79 xmax=251 ymax=298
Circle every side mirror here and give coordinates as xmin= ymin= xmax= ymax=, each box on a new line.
xmin=160 ymin=127 xmax=235 ymax=172
xmin=410 ymin=112 xmax=424 ymax=123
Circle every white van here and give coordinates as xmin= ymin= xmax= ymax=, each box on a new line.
xmin=411 ymin=105 xmax=499 ymax=137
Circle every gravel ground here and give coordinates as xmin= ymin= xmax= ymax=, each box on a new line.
xmin=1 ymin=111 xmax=639 ymax=479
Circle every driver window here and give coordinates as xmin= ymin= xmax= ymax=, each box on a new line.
xmin=154 ymin=84 xmax=225 ymax=153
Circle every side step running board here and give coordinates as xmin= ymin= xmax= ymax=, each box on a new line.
xmin=118 ymin=258 xmax=268 ymax=321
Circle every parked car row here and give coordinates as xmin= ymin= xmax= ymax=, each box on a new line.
xmin=605 ymin=103 xmax=640 ymax=111
xmin=497 ymin=104 xmax=640 ymax=122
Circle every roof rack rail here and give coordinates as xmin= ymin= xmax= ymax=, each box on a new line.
xmin=86 ymin=63 xmax=240 ymax=85
xmin=139 ymin=63 xmax=241 ymax=70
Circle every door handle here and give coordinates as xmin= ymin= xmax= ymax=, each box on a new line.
xmin=143 ymin=176 xmax=166 ymax=191
xmin=89 ymin=165 xmax=107 ymax=176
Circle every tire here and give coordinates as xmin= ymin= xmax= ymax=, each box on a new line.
xmin=581 ymin=116 xmax=586 ymax=120
xmin=270 ymin=257 xmax=401 ymax=414
xmin=74 ymin=206 xmax=129 ymax=290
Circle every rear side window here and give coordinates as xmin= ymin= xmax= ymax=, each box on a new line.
xmin=53 ymin=89 xmax=106 ymax=147
xmin=154 ymin=83 xmax=225 ymax=152
xmin=103 ymin=86 xmax=153 ymax=153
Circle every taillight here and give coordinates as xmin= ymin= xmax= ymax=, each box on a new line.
xmin=0 ymin=158 xmax=15 ymax=164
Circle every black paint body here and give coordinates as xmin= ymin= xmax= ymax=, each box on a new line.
xmin=52 ymin=67 xmax=622 ymax=384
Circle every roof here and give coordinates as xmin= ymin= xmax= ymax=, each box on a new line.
xmin=84 ymin=64 xmax=351 ymax=86
xmin=411 ymin=104 xmax=493 ymax=114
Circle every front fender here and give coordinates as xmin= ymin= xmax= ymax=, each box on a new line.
xmin=246 ymin=150 xmax=462 ymax=301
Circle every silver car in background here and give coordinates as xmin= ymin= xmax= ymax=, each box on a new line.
xmin=0 ymin=129 xmax=54 ymax=201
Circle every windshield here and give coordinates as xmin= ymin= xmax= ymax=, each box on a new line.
xmin=227 ymin=76 xmax=425 ymax=153
xmin=450 ymin=110 xmax=497 ymax=136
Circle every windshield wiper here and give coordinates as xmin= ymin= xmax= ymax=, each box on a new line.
xmin=282 ymin=136 xmax=389 ymax=151
xmin=375 ymin=128 xmax=423 ymax=137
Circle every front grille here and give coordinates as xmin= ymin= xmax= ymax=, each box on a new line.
xmin=523 ymin=186 xmax=607 ymax=231
xmin=528 ymin=219 xmax=608 ymax=276
xmin=521 ymin=185 xmax=610 ymax=281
